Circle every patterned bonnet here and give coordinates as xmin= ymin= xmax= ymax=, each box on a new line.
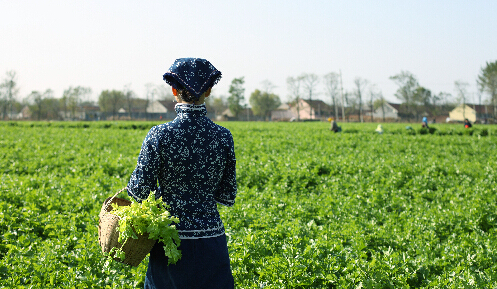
xmin=163 ymin=58 xmax=222 ymax=100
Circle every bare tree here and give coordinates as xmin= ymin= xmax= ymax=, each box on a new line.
xmin=156 ymin=84 xmax=174 ymax=101
xmin=123 ymin=84 xmax=135 ymax=119
xmin=302 ymin=73 xmax=319 ymax=119
xmin=454 ymin=80 xmax=469 ymax=119
xmin=261 ymin=80 xmax=277 ymax=94
xmin=286 ymin=75 xmax=304 ymax=121
xmin=354 ymin=77 xmax=368 ymax=122
xmin=60 ymin=86 xmax=91 ymax=120
xmin=1 ymin=71 xmax=19 ymax=119
xmin=344 ymin=91 xmax=356 ymax=122
xmin=369 ymin=84 xmax=380 ymax=122
xmin=373 ymin=92 xmax=387 ymax=122
xmin=144 ymin=83 xmax=157 ymax=119
xmin=324 ymin=72 xmax=340 ymax=120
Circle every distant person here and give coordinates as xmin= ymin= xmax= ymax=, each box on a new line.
xmin=330 ymin=118 xmax=341 ymax=133
xmin=375 ymin=124 xmax=383 ymax=134
xmin=464 ymin=118 xmax=472 ymax=128
xmin=421 ymin=116 xmax=429 ymax=128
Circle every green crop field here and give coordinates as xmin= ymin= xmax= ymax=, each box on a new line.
xmin=1 ymin=121 xmax=496 ymax=288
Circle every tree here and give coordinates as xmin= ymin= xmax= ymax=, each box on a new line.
xmin=324 ymin=73 xmax=340 ymax=120
xmin=28 ymin=89 xmax=57 ymax=120
xmin=123 ymin=84 xmax=136 ymax=119
xmin=287 ymin=75 xmax=304 ymax=121
xmin=343 ymin=91 xmax=356 ymax=122
xmin=302 ymin=73 xmax=319 ymax=119
xmin=211 ymin=97 xmax=227 ymax=116
xmin=454 ymin=80 xmax=469 ymax=119
xmin=369 ymin=84 xmax=380 ymax=122
xmin=373 ymin=93 xmax=387 ymax=122
xmin=353 ymin=77 xmax=368 ymax=123
xmin=412 ymin=86 xmax=432 ymax=120
xmin=0 ymin=71 xmax=19 ymax=119
xmin=60 ymin=86 xmax=91 ymax=120
xmin=28 ymin=91 xmax=42 ymax=120
xmin=99 ymin=90 xmax=125 ymax=120
xmin=227 ymin=77 xmax=245 ymax=118
xmin=390 ymin=71 xmax=419 ymax=121
xmin=260 ymin=80 xmax=277 ymax=94
xmin=249 ymin=89 xmax=281 ymax=121
xmin=477 ymin=60 xmax=497 ymax=118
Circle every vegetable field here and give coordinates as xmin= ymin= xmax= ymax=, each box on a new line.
xmin=1 ymin=121 xmax=497 ymax=288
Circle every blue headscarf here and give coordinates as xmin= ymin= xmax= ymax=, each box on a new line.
xmin=163 ymin=58 xmax=222 ymax=100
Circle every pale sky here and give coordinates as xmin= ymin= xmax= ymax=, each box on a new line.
xmin=1 ymin=0 xmax=496 ymax=105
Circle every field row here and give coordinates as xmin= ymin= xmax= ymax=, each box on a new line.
xmin=1 ymin=122 xmax=496 ymax=288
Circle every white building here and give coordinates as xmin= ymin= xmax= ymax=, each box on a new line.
xmin=372 ymin=103 xmax=399 ymax=120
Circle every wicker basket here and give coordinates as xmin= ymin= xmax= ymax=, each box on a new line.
xmin=98 ymin=188 xmax=156 ymax=267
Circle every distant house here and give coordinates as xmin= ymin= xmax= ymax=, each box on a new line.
xmin=372 ymin=102 xmax=399 ymax=120
xmin=469 ymin=104 xmax=495 ymax=121
xmin=448 ymin=103 xmax=497 ymax=122
xmin=146 ymin=101 xmax=169 ymax=113
xmin=290 ymin=99 xmax=332 ymax=120
xmin=79 ymin=105 xmax=100 ymax=120
xmin=449 ymin=104 xmax=477 ymax=122
xmin=218 ymin=107 xmax=255 ymax=121
xmin=20 ymin=106 xmax=31 ymax=119
xmin=271 ymin=103 xmax=295 ymax=121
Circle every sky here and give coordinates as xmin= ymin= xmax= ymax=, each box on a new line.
xmin=1 ymin=0 xmax=496 ymax=105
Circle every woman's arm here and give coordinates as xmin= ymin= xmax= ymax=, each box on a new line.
xmin=127 ymin=127 xmax=160 ymax=202
xmin=215 ymin=132 xmax=237 ymax=207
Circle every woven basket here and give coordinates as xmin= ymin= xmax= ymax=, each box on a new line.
xmin=98 ymin=188 xmax=156 ymax=267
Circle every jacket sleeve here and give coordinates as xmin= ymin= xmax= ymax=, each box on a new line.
xmin=214 ymin=131 xmax=237 ymax=206
xmin=127 ymin=127 xmax=160 ymax=202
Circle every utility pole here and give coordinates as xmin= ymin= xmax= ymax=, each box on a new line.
xmin=339 ymin=70 xmax=345 ymax=122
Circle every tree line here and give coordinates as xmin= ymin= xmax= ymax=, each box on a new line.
xmin=1 ymin=60 xmax=496 ymax=121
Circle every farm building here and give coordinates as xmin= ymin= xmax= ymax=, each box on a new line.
xmin=371 ymin=102 xmax=399 ymax=120
xmin=271 ymin=103 xmax=295 ymax=121
xmin=289 ymin=99 xmax=332 ymax=120
xmin=449 ymin=104 xmax=496 ymax=123
xmin=449 ymin=104 xmax=477 ymax=122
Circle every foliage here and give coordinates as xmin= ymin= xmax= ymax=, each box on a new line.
xmin=109 ymin=191 xmax=181 ymax=265
xmin=1 ymin=121 xmax=497 ymax=288
xmin=210 ymin=97 xmax=227 ymax=116
xmin=390 ymin=71 xmax=419 ymax=119
xmin=477 ymin=60 xmax=497 ymax=115
xmin=228 ymin=77 xmax=245 ymax=118
xmin=249 ymin=89 xmax=281 ymax=120
xmin=98 ymin=90 xmax=126 ymax=119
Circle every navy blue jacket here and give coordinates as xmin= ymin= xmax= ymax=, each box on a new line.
xmin=127 ymin=104 xmax=237 ymax=239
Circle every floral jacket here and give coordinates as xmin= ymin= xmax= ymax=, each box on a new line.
xmin=127 ymin=103 xmax=237 ymax=239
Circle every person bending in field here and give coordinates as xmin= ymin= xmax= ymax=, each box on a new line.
xmin=127 ymin=58 xmax=237 ymax=289
xmin=421 ymin=116 xmax=429 ymax=128
xmin=464 ymin=118 xmax=472 ymax=128
xmin=330 ymin=117 xmax=341 ymax=133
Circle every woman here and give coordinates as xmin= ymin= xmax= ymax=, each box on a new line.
xmin=422 ymin=116 xmax=429 ymax=128
xmin=127 ymin=58 xmax=237 ymax=289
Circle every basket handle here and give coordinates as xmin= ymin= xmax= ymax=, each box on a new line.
xmin=104 ymin=187 xmax=129 ymax=212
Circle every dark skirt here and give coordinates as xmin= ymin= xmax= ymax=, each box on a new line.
xmin=144 ymin=234 xmax=234 ymax=289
